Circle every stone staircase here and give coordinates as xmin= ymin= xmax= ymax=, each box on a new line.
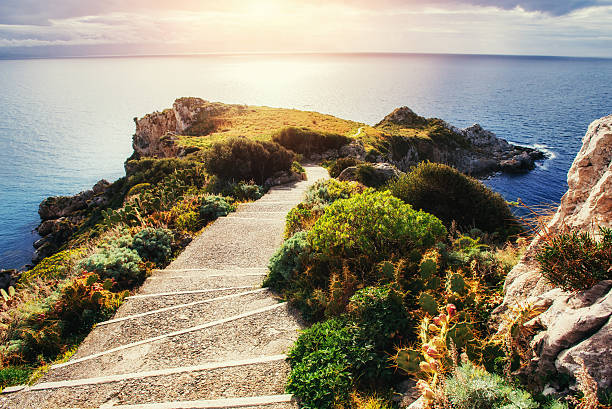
xmin=1 ymin=165 xmax=329 ymax=409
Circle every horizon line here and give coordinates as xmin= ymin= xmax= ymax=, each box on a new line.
xmin=1 ymin=50 xmax=611 ymax=62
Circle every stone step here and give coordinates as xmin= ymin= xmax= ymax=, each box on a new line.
xmin=102 ymin=288 xmax=270 ymax=325
xmin=119 ymin=287 xmax=258 ymax=315
xmin=4 ymin=358 xmax=291 ymax=409
xmin=138 ymin=273 xmax=266 ymax=295
xmin=47 ymin=303 xmax=300 ymax=381
xmin=107 ymin=394 xmax=297 ymax=409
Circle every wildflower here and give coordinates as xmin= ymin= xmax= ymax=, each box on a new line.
xmin=446 ymin=304 xmax=457 ymax=317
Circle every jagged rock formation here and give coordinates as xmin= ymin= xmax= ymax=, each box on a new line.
xmin=376 ymin=107 xmax=544 ymax=175
xmin=131 ymin=97 xmax=237 ymax=159
xmin=33 ymin=180 xmax=111 ymax=264
xmin=493 ymin=114 xmax=612 ymax=390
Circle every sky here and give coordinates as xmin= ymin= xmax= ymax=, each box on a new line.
xmin=0 ymin=0 xmax=611 ymax=58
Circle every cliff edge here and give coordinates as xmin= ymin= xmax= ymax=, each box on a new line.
xmin=493 ymin=114 xmax=612 ymax=390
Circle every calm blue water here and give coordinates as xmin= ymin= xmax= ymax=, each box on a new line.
xmin=1 ymin=54 xmax=611 ymax=269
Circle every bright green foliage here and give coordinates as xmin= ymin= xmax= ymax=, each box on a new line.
xmin=347 ymin=285 xmax=411 ymax=350
xmin=132 ymin=228 xmax=173 ymax=265
xmin=444 ymin=361 xmax=538 ymax=409
xmin=0 ymin=366 xmax=31 ymax=390
xmin=535 ymin=227 xmax=612 ymax=291
xmin=264 ymin=232 xmax=310 ymax=292
xmin=309 ymin=191 xmax=446 ymax=263
xmin=284 ymin=179 xmax=364 ymax=237
xmin=175 ymin=211 xmax=200 ymax=232
xmin=199 ymin=195 xmax=235 ymax=223
xmin=19 ymin=249 xmax=84 ymax=284
xmin=202 ymin=137 xmax=295 ymax=184
xmin=272 ymin=126 xmax=350 ymax=156
xmin=388 ymin=162 xmax=519 ymax=237
xmin=287 ymin=317 xmax=389 ymax=409
xmin=79 ymin=245 xmax=143 ymax=287
xmin=327 ymin=157 xmax=362 ymax=178
xmin=126 ymin=182 xmax=151 ymax=197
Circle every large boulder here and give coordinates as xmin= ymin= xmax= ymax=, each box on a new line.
xmin=492 ymin=114 xmax=612 ymax=390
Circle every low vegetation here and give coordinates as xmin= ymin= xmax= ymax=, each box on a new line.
xmin=388 ymin=162 xmax=521 ymax=239
xmin=535 ymin=227 xmax=612 ymax=291
xmin=272 ymin=126 xmax=350 ymax=156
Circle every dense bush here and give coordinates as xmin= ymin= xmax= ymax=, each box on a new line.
xmin=0 ymin=366 xmax=31 ymax=390
xmin=309 ymin=191 xmax=446 ymax=264
xmin=535 ymin=228 xmax=612 ymax=291
xmin=202 ymin=138 xmax=295 ymax=184
xmin=287 ymin=317 xmax=390 ymax=409
xmin=347 ymin=285 xmax=412 ymax=350
xmin=264 ymin=232 xmax=310 ymax=292
xmin=388 ymin=162 xmax=519 ymax=237
xmin=444 ymin=361 xmax=537 ymax=409
xmin=19 ymin=249 xmax=84 ymax=284
xmin=328 ymin=157 xmax=362 ymax=178
xmin=303 ymin=179 xmax=365 ymax=210
xmin=206 ymin=176 xmax=264 ymax=201
xmin=132 ymin=228 xmax=173 ymax=265
xmin=79 ymin=245 xmax=144 ymax=287
xmin=199 ymin=195 xmax=235 ymax=223
xmin=272 ymin=127 xmax=350 ymax=156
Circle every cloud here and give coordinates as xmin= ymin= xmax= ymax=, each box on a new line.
xmin=0 ymin=0 xmax=611 ymax=57
xmin=1 ymin=0 xmax=610 ymax=26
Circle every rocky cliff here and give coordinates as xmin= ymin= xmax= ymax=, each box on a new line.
xmin=131 ymin=97 xmax=226 ymax=159
xmin=493 ymin=114 xmax=612 ymax=390
xmin=375 ymin=107 xmax=544 ymax=175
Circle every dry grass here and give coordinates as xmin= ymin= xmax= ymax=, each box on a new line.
xmin=176 ymin=104 xmax=385 ymax=149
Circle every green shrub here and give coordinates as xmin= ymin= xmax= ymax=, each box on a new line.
xmin=388 ymin=162 xmax=519 ymax=237
xmin=347 ymin=285 xmax=411 ymax=350
xmin=202 ymin=138 xmax=295 ymax=184
xmin=132 ymin=228 xmax=173 ymax=265
xmin=444 ymin=361 xmax=537 ymax=409
xmin=303 ymin=179 xmax=365 ymax=210
xmin=264 ymin=232 xmax=310 ymax=292
xmin=79 ymin=246 xmax=143 ymax=287
xmin=309 ymin=191 xmax=446 ymax=263
xmin=175 ymin=211 xmax=201 ymax=232
xmin=355 ymin=164 xmax=391 ymax=188
xmin=206 ymin=177 xmax=264 ymax=201
xmin=292 ymin=161 xmax=306 ymax=174
xmin=272 ymin=127 xmax=350 ymax=156
xmin=287 ymin=318 xmax=386 ymax=409
xmin=199 ymin=195 xmax=235 ymax=223
xmin=0 ymin=366 xmax=31 ymax=390
xmin=535 ymin=228 xmax=612 ymax=291
xmin=19 ymin=249 xmax=84 ymax=284
xmin=328 ymin=157 xmax=362 ymax=178
xmin=285 ymin=205 xmax=318 ymax=238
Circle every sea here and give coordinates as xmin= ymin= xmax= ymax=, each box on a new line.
xmin=1 ymin=53 xmax=611 ymax=269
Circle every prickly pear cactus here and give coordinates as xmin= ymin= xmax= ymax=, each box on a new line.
xmin=380 ymin=261 xmax=395 ymax=280
xmin=395 ymin=348 xmax=424 ymax=375
xmin=448 ymin=273 xmax=467 ymax=295
xmin=419 ymin=292 xmax=439 ymax=315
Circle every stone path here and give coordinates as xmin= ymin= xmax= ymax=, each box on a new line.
xmin=1 ymin=165 xmax=328 ymax=409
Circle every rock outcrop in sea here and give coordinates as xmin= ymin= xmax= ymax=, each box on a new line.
xmin=376 ymin=107 xmax=545 ymax=175
xmin=492 ymin=114 xmax=612 ymax=390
